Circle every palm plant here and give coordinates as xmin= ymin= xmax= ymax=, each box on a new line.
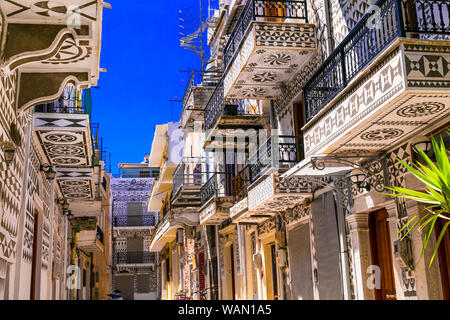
xmin=385 ymin=134 xmax=450 ymax=267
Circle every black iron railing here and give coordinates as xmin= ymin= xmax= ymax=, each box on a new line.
xmin=111 ymin=172 xmax=159 ymax=179
xmin=304 ymin=0 xmax=450 ymax=123
xmin=200 ymin=173 xmax=231 ymax=205
xmin=223 ymin=0 xmax=308 ymax=69
xmin=113 ymin=215 xmax=156 ymax=227
xmin=34 ymin=88 xmax=92 ymax=115
xmin=204 ymin=77 xmax=262 ymax=130
xmin=114 ymin=251 xmax=155 ymax=264
xmin=249 ymin=135 xmax=304 ymax=183
xmin=172 ymin=157 xmax=213 ymax=197
xmin=182 ymin=71 xmax=221 ymax=109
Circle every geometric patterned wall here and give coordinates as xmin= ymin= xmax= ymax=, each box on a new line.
xmin=33 ymin=113 xmax=95 ymax=200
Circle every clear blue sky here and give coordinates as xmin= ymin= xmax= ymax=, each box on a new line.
xmin=91 ymin=0 xmax=202 ymax=173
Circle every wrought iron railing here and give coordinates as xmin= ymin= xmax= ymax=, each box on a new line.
xmin=114 ymin=251 xmax=155 ymax=264
xmin=249 ymin=135 xmax=304 ymax=183
xmin=303 ymin=0 xmax=450 ymax=123
xmin=182 ymin=71 xmax=221 ymax=109
xmin=34 ymin=88 xmax=92 ymax=115
xmin=204 ymin=77 xmax=262 ymax=130
xmin=200 ymin=172 xmax=231 ymax=205
xmin=223 ymin=0 xmax=308 ymax=68
xmin=232 ymin=165 xmax=250 ymax=201
xmin=113 ymin=215 xmax=156 ymax=227
xmin=111 ymin=172 xmax=159 ymax=179
xmin=172 ymin=157 xmax=213 ymax=197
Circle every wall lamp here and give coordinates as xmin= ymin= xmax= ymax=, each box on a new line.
xmin=57 ymin=198 xmax=70 ymax=214
xmin=411 ymin=140 xmax=435 ymax=162
xmin=0 ymin=141 xmax=16 ymax=166
xmin=40 ymin=164 xmax=56 ymax=180
xmin=349 ymin=172 xmax=371 ymax=192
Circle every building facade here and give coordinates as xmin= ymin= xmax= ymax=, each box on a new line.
xmin=111 ymin=161 xmax=159 ymax=300
xmin=0 ymin=1 xmax=111 ymax=300
xmin=149 ymin=0 xmax=450 ymax=300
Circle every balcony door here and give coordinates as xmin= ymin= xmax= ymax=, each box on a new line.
xmin=127 ymin=202 xmax=143 ymax=227
xmin=293 ymin=102 xmax=305 ymax=161
xmin=369 ymin=209 xmax=397 ymax=300
xmin=264 ymin=1 xmax=287 ymax=22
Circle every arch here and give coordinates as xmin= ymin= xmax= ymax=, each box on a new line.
xmin=17 ymin=72 xmax=90 ymax=114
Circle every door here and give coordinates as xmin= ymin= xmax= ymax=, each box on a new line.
xmin=198 ymin=249 xmax=206 ymax=295
xmin=230 ymin=244 xmax=236 ymax=300
xmin=435 ymin=218 xmax=450 ymax=299
xmin=264 ymin=1 xmax=287 ymax=22
xmin=270 ymin=243 xmax=279 ymax=300
xmin=369 ymin=209 xmax=397 ymax=300
xmin=293 ymin=102 xmax=305 ymax=161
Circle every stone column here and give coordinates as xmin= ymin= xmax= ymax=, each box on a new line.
xmin=346 ymin=212 xmax=374 ymax=300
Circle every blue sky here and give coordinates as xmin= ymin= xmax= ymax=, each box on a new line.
xmin=91 ymin=0 xmax=202 ymax=173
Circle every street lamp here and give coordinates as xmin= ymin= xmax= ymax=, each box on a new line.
xmin=57 ymin=198 xmax=70 ymax=215
xmin=40 ymin=164 xmax=56 ymax=180
xmin=0 ymin=141 xmax=16 ymax=166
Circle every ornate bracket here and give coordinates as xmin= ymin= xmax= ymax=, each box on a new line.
xmin=311 ymin=154 xmax=388 ymax=193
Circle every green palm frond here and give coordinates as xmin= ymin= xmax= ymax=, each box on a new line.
xmin=385 ymin=134 xmax=450 ymax=267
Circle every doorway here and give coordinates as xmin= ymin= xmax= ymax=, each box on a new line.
xmin=30 ymin=209 xmax=40 ymax=300
xmin=435 ymin=218 xmax=450 ymax=299
xmin=224 ymin=243 xmax=236 ymax=300
xmin=270 ymin=243 xmax=279 ymax=300
xmin=368 ymin=209 xmax=397 ymax=300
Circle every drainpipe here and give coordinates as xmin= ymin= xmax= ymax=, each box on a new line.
xmin=333 ymin=191 xmax=352 ymax=300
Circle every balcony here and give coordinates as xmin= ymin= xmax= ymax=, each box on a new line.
xmin=199 ymin=173 xmax=235 ymax=225
xmin=149 ymin=206 xmax=198 ymax=252
xmin=223 ymin=0 xmax=316 ymax=99
xmin=235 ymin=135 xmax=310 ymax=223
xmin=171 ymin=157 xmax=213 ymax=208
xmin=204 ymin=78 xmax=263 ymax=149
xmin=113 ymin=215 xmax=156 ymax=228
xmin=77 ymin=226 xmax=104 ymax=253
xmin=0 ymin=1 xmax=104 ymax=112
xmin=249 ymin=135 xmax=304 ymax=183
xmin=33 ymin=88 xmax=96 ymax=201
xmin=180 ymin=71 xmax=221 ymax=130
xmin=113 ymin=214 xmax=155 ymax=238
xmin=303 ymin=0 xmax=450 ymax=157
xmin=114 ymin=251 xmax=155 ymax=266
